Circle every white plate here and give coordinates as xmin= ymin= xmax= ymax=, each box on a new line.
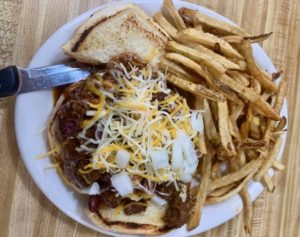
xmin=15 ymin=0 xmax=288 ymax=236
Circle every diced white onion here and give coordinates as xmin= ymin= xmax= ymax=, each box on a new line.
xmin=182 ymin=160 xmax=197 ymax=175
xmin=172 ymin=139 xmax=183 ymax=170
xmin=180 ymin=173 xmax=192 ymax=183
xmin=177 ymin=130 xmax=198 ymax=165
xmin=150 ymin=149 xmax=169 ymax=170
xmin=116 ymin=150 xmax=130 ymax=168
xmin=151 ymin=195 xmax=167 ymax=206
xmin=191 ymin=111 xmax=204 ymax=134
xmin=111 ymin=172 xmax=133 ymax=197
xmin=79 ymin=182 xmax=100 ymax=195
xmin=86 ymin=110 xmax=97 ymax=116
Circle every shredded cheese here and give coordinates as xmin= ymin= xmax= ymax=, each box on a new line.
xmin=75 ymin=64 xmax=203 ymax=188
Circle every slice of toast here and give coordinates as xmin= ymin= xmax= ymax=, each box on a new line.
xmin=62 ymin=4 xmax=169 ymax=65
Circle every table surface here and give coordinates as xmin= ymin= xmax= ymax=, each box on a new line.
xmin=0 ymin=0 xmax=299 ymax=236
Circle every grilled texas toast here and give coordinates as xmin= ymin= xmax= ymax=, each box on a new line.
xmin=62 ymin=4 xmax=169 ymax=65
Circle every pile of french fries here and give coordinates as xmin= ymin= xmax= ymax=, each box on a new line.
xmin=155 ymin=0 xmax=287 ymax=234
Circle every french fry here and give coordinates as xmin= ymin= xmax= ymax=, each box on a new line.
xmin=222 ymin=35 xmax=244 ymax=44
xmin=165 ymin=53 xmax=280 ymax=115
xmin=258 ymin=65 xmax=273 ymax=81
xmin=250 ymin=115 xmax=261 ymax=139
xmin=194 ymin=94 xmax=207 ymax=154
xmin=211 ymin=162 xmax=221 ymax=180
xmin=272 ymin=160 xmax=285 ymax=171
xmin=203 ymin=99 xmax=219 ymax=143
xmin=208 ymin=183 xmax=235 ymax=197
xmin=167 ymin=74 xmax=226 ymax=102
xmin=217 ymin=101 xmax=236 ymax=156
xmin=263 ymin=79 xmax=287 ymax=140
xmin=153 ymin=12 xmax=178 ymax=39
xmin=209 ymin=158 xmax=262 ymax=191
xmin=180 ymin=28 xmax=244 ymax=59
xmin=163 ymin=0 xmax=186 ymax=30
xmin=253 ymin=137 xmax=282 ymax=181
xmin=218 ymin=74 xmax=280 ymax=120
xmin=243 ymin=40 xmax=278 ymax=92
xmin=187 ymin=151 xmax=212 ymax=230
xmin=274 ymin=116 xmax=287 ymax=133
xmin=246 ymin=150 xmax=258 ymax=160
xmin=240 ymin=188 xmax=252 ymax=235
xmin=263 ymin=174 xmax=275 ymax=192
xmin=206 ymin=169 xmax=256 ymax=204
xmin=222 ymin=33 xmax=272 ymax=44
xmin=227 ymin=70 xmax=251 ymax=86
xmin=244 ymin=32 xmax=273 ymax=43
xmin=159 ymin=58 xmax=200 ymax=83
xmin=240 ymin=104 xmax=253 ymax=140
xmin=195 ymin=24 xmax=203 ymax=31
xmin=178 ymin=7 xmax=249 ymax=36
xmin=239 ymin=140 xmax=267 ymax=149
xmin=272 ymin=70 xmax=283 ymax=80
xmin=167 ymin=41 xmax=226 ymax=76
xmin=178 ymin=40 xmax=243 ymax=70
xmin=165 ymin=52 xmax=214 ymax=84
xmin=210 ymin=79 xmax=244 ymax=106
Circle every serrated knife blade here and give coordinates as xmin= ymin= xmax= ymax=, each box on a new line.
xmin=0 ymin=64 xmax=91 ymax=97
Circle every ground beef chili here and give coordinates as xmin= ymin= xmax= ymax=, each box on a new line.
xmin=100 ymin=190 xmax=123 ymax=208
xmin=89 ymin=195 xmax=102 ymax=213
xmin=107 ymin=52 xmax=147 ymax=71
xmin=151 ymin=92 xmax=168 ymax=102
xmin=56 ymin=79 xmax=101 ymax=188
xmin=156 ymin=183 xmax=193 ymax=228
xmin=163 ymin=192 xmax=192 ymax=228
xmin=124 ymin=201 xmax=147 ymax=215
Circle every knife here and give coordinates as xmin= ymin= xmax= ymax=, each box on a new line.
xmin=0 ymin=64 xmax=91 ymax=98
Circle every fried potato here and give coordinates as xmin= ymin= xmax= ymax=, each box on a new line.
xmin=218 ymin=74 xmax=280 ymax=120
xmin=222 ymin=35 xmax=244 ymax=44
xmin=209 ymin=158 xmax=262 ymax=191
xmin=272 ymin=160 xmax=285 ymax=171
xmin=227 ymin=70 xmax=251 ymax=86
xmin=240 ymin=187 xmax=252 ymax=235
xmin=208 ymin=183 xmax=235 ymax=197
xmin=253 ymin=137 xmax=282 ymax=181
xmin=209 ymin=79 xmax=244 ymax=106
xmin=217 ymin=101 xmax=236 ymax=156
xmin=244 ymin=32 xmax=273 ymax=43
xmin=167 ymin=74 xmax=226 ymax=102
xmin=159 ymin=57 xmax=200 ymax=83
xmin=163 ymin=0 xmax=186 ymax=30
xmin=263 ymin=174 xmax=275 ymax=192
xmin=243 ymin=40 xmax=278 ymax=92
xmin=164 ymin=52 xmax=215 ymax=84
xmin=187 ymin=151 xmax=212 ymax=230
xmin=179 ymin=28 xmax=244 ymax=59
xmin=222 ymin=33 xmax=272 ymax=45
xmin=239 ymin=140 xmax=267 ymax=150
xmin=206 ymin=169 xmax=256 ymax=204
xmin=178 ymin=7 xmax=249 ymax=36
xmin=153 ymin=12 xmax=178 ymax=39
xmin=203 ymin=99 xmax=219 ymax=143
xmin=167 ymin=41 xmax=226 ymax=75
xmin=273 ymin=116 xmax=287 ymax=134
xmin=263 ymin=79 xmax=287 ymax=140
xmin=177 ymin=40 xmax=243 ymax=70
xmin=272 ymin=70 xmax=283 ymax=80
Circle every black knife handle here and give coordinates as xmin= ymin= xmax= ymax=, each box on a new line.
xmin=0 ymin=66 xmax=20 ymax=98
